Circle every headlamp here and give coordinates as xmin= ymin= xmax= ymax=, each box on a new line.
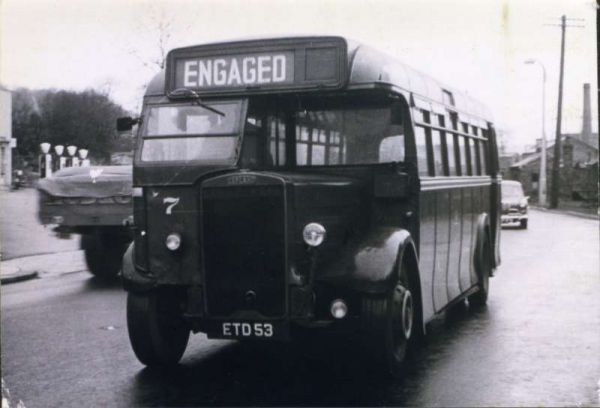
xmin=302 ymin=223 xmax=326 ymax=247
xmin=166 ymin=233 xmax=182 ymax=251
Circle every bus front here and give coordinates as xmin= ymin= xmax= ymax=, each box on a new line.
xmin=120 ymin=37 xmax=416 ymax=371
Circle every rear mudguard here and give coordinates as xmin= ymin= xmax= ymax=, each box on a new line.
xmin=317 ymin=228 xmax=418 ymax=295
xmin=121 ymin=242 xmax=156 ymax=292
xmin=474 ymin=213 xmax=494 ymax=277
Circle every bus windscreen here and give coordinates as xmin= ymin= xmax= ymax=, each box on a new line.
xmin=140 ymin=101 xmax=242 ymax=163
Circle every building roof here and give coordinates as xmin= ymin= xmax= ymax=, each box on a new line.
xmin=510 ymin=134 xmax=599 ymax=168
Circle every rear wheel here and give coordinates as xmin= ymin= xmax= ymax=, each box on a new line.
xmin=127 ymin=290 xmax=190 ymax=367
xmin=468 ymin=235 xmax=491 ymax=307
xmin=82 ymin=229 xmax=129 ymax=279
xmin=361 ymin=261 xmax=418 ymax=377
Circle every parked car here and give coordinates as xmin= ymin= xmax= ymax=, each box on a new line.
xmin=11 ymin=169 xmax=25 ymax=190
xmin=501 ymin=180 xmax=529 ymax=229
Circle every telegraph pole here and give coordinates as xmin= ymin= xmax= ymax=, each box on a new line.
xmin=548 ymin=15 xmax=584 ymax=208
xmin=549 ymin=15 xmax=566 ymax=209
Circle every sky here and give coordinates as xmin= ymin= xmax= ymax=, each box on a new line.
xmin=1 ymin=0 xmax=597 ymax=153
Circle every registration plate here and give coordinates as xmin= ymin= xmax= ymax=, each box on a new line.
xmin=207 ymin=321 xmax=289 ymax=340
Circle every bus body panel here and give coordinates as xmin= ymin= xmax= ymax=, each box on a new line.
xmin=419 ymin=177 xmax=492 ymax=321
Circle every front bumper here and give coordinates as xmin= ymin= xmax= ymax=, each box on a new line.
xmin=501 ymin=213 xmax=528 ymax=225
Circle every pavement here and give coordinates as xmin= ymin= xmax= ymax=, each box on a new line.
xmin=532 ymin=204 xmax=599 ymax=220
xmin=0 ymin=250 xmax=87 ymax=284
xmin=1 ymin=187 xmax=83 ymax=285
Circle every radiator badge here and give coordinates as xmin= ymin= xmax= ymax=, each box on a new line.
xmin=163 ymin=197 xmax=180 ymax=215
xmin=227 ymin=174 xmax=257 ymax=185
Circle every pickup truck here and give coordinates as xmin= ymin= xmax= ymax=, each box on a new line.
xmin=37 ymin=165 xmax=133 ymax=278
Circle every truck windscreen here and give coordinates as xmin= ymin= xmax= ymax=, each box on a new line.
xmin=140 ymin=101 xmax=243 ymax=163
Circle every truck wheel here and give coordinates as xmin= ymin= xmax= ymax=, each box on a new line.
xmin=82 ymin=230 xmax=128 ymax=279
xmin=127 ymin=290 xmax=190 ymax=367
xmin=520 ymin=219 xmax=528 ymax=229
xmin=361 ymin=262 xmax=417 ymax=377
xmin=468 ymin=235 xmax=491 ymax=307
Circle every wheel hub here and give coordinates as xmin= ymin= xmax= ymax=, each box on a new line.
xmin=394 ymin=284 xmax=413 ymax=340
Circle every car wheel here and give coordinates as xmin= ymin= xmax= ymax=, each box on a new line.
xmin=520 ymin=219 xmax=528 ymax=229
xmin=82 ymin=229 xmax=129 ymax=279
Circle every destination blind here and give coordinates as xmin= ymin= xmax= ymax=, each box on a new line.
xmin=174 ymin=52 xmax=295 ymax=90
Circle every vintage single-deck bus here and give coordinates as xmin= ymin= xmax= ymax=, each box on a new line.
xmin=118 ymin=36 xmax=501 ymax=375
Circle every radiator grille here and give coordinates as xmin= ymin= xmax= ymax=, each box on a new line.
xmin=202 ymin=184 xmax=286 ymax=317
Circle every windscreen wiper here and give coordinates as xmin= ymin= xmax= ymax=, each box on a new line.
xmin=168 ymin=88 xmax=225 ymax=117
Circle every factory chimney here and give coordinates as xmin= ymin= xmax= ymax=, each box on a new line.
xmin=581 ymin=83 xmax=592 ymax=146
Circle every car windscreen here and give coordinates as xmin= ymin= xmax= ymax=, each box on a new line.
xmin=502 ymin=183 xmax=524 ymax=199
xmin=140 ymin=101 xmax=243 ymax=163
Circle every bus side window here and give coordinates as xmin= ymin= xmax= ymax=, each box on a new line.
xmin=461 ymin=122 xmax=469 ymax=134
xmin=479 ymin=137 xmax=488 ymax=175
xmin=458 ymin=136 xmax=468 ymax=176
xmin=378 ymin=103 xmax=405 ymax=163
xmin=464 ymin=137 xmax=473 ymax=175
xmin=379 ymin=135 xmax=404 ymax=163
xmin=414 ymin=126 xmax=430 ymax=176
xmin=312 ymin=129 xmax=326 ymax=165
xmin=431 ymin=130 xmax=444 ymax=176
xmin=469 ymin=127 xmax=478 ymax=175
xmin=268 ymin=116 xmax=286 ymax=166
xmin=471 ymin=138 xmax=480 ymax=175
xmin=446 ymin=133 xmax=458 ymax=176
xmin=450 ymin=112 xmax=458 ymax=131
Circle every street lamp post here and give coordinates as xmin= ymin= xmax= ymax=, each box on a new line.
xmin=524 ymin=59 xmax=547 ymax=207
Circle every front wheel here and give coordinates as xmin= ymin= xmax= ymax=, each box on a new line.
xmin=127 ymin=290 xmax=190 ymax=367
xmin=361 ymin=263 xmax=418 ymax=377
xmin=520 ymin=219 xmax=528 ymax=229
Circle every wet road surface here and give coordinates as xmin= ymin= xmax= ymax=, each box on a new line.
xmin=1 ymin=209 xmax=599 ymax=407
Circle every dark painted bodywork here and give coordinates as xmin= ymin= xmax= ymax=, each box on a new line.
xmin=123 ymin=36 xmax=501 ymax=334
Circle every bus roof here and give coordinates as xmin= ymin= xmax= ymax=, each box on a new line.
xmin=144 ymin=36 xmax=493 ymax=122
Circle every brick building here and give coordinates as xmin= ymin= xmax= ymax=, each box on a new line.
xmin=508 ymin=83 xmax=598 ymax=204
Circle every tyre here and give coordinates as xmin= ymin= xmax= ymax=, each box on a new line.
xmin=361 ymin=261 xmax=418 ymax=377
xmin=520 ymin=219 xmax=528 ymax=229
xmin=127 ymin=290 xmax=190 ymax=367
xmin=82 ymin=229 xmax=129 ymax=279
xmin=468 ymin=235 xmax=491 ymax=307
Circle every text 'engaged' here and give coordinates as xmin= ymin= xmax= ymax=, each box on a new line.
xmin=178 ymin=53 xmax=294 ymax=89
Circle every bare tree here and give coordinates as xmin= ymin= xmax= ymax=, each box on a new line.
xmin=127 ymin=4 xmax=175 ymax=71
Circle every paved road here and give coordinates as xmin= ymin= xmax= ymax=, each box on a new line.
xmin=0 ymin=188 xmax=79 ymax=260
xmin=1 ymin=209 xmax=599 ymax=407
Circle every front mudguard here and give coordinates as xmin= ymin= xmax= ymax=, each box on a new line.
xmin=121 ymin=242 xmax=156 ymax=292
xmin=317 ymin=228 xmax=416 ymax=295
